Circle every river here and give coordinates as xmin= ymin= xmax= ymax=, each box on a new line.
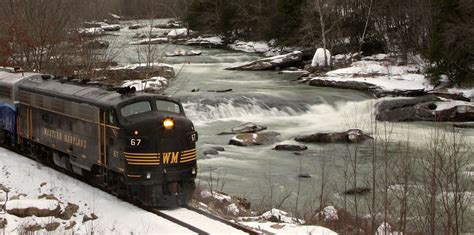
xmin=105 ymin=19 xmax=474 ymax=214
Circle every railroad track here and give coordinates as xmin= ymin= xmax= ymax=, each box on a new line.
xmin=151 ymin=206 xmax=261 ymax=235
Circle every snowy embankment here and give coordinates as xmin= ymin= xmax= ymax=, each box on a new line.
xmin=0 ymin=148 xmax=193 ymax=234
xmin=309 ymin=58 xmax=433 ymax=96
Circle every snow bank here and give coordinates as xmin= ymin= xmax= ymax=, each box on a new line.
xmin=0 ymin=148 xmax=193 ymax=234
xmin=311 ymin=48 xmax=331 ymax=67
xmin=311 ymin=59 xmax=432 ymax=92
xmin=228 ymin=40 xmax=270 ymax=53
xmin=122 ymin=77 xmax=168 ymax=92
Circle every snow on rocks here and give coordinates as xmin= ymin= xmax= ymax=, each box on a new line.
xmin=78 ymin=27 xmax=104 ymax=35
xmin=309 ymin=58 xmax=432 ymax=96
xmin=122 ymin=77 xmax=168 ymax=93
xmin=165 ymin=50 xmax=201 ymax=57
xmin=129 ymin=37 xmax=169 ymax=45
xmin=228 ymin=40 xmax=270 ymax=53
xmin=167 ymin=28 xmax=190 ymax=38
xmin=226 ymin=203 xmax=240 ymax=216
xmin=226 ymin=51 xmax=303 ymax=71
xmin=200 ymin=190 xmax=232 ymax=203
xmin=311 ymin=48 xmax=331 ymax=67
xmin=317 ymin=206 xmax=339 ymax=221
xmin=186 ymin=36 xmax=224 ymax=47
xmin=260 ymin=208 xmax=304 ymax=224
xmin=376 ymin=95 xmax=474 ymax=122
xmin=228 ymin=132 xmax=280 ymax=146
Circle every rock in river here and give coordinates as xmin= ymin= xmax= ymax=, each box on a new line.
xmin=226 ymin=51 xmax=303 ymax=71
xmin=376 ymin=95 xmax=474 ymax=122
xmin=295 ymin=129 xmax=372 ymax=143
xmin=229 ymin=132 xmax=280 ymax=146
xmin=219 ymin=122 xmax=267 ymax=135
xmin=273 ymin=144 xmax=308 ymax=151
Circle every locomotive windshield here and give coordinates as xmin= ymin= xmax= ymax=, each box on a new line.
xmin=156 ymin=100 xmax=181 ymax=113
xmin=121 ymin=100 xmax=152 ymax=117
xmin=119 ymin=99 xmax=183 ymax=118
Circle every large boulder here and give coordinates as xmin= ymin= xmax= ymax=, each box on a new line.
xmin=376 ymin=96 xmax=474 ymax=122
xmin=219 ymin=122 xmax=267 ymax=135
xmin=311 ymin=48 xmax=331 ymax=67
xmin=226 ymin=51 xmax=303 ymax=71
xmin=295 ymin=129 xmax=372 ymax=143
xmin=229 ymin=132 xmax=280 ymax=146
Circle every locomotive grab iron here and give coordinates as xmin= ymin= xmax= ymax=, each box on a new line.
xmin=0 ymin=68 xmax=198 ymax=207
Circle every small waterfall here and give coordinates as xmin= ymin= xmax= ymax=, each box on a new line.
xmin=182 ymin=97 xmax=308 ymax=122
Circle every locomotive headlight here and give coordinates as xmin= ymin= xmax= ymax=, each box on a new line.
xmin=163 ymin=118 xmax=174 ymax=130
xmin=133 ymin=130 xmax=139 ymax=135
xmin=146 ymin=172 xmax=151 ymax=179
xmin=191 ymin=168 xmax=196 ymax=175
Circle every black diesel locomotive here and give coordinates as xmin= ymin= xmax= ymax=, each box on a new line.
xmin=0 ymin=68 xmax=198 ymax=207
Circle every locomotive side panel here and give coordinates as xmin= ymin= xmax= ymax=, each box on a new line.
xmin=17 ymin=89 xmax=104 ymax=171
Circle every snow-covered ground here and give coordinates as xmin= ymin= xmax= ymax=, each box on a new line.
xmin=0 ymin=148 xmax=195 ymax=234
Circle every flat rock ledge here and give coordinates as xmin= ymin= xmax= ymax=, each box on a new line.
xmin=376 ymin=95 xmax=474 ymax=122
xmin=295 ymin=129 xmax=372 ymax=144
xmin=226 ymin=51 xmax=303 ymax=71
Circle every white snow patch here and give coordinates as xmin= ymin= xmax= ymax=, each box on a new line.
xmin=78 ymin=27 xmax=104 ymax=34
xmin=186 ymin=36 xmax=223 ymax=46
xmin=200 ymin=190 xmax=232 ymax=203
xmin=101 ymin=24 xmax=120 ymax=31
xmin=319 ymin=206 xmax=338 ymax=221
xmin=226 ymin=203 xmax=240 ymax=215
xmin=311 ymin=48 xmax=331 ymax=67
xmin=435 ymin=100 xmax=474 ymax=111
xmin=129 ymin=37 xmax=169 ymax=45
xmin=167 ymin=28 xmax=190 ymax=38
xmin=312 ymin=60 xmax=432 ymax=92
xmin=260 ymin=208 xmax=304 ymax=224
xmin=229 ymin=40 xmax=270 ymax=53
xmin=122 ymin=77 xmax=168 ymax=92
xmin=242 ymin=221 xmax=337 ymax=235
xmin=5 ymin=199 xmax=59 ymax=211
xmin=447 ymin=88 xmax=474 ymax=101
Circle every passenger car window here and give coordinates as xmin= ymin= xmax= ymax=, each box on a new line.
xmin=156 ymin=100 xmax=181 ymax=113
xmin=121 ymin=101 xmax=152 ymax=117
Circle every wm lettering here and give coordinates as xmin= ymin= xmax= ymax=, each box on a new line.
xmin=162 ymin=152 xmax=179 ymax=164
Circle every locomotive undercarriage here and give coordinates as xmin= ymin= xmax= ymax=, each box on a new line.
xmin=1 ymin=130 xmax=195 ymax=208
